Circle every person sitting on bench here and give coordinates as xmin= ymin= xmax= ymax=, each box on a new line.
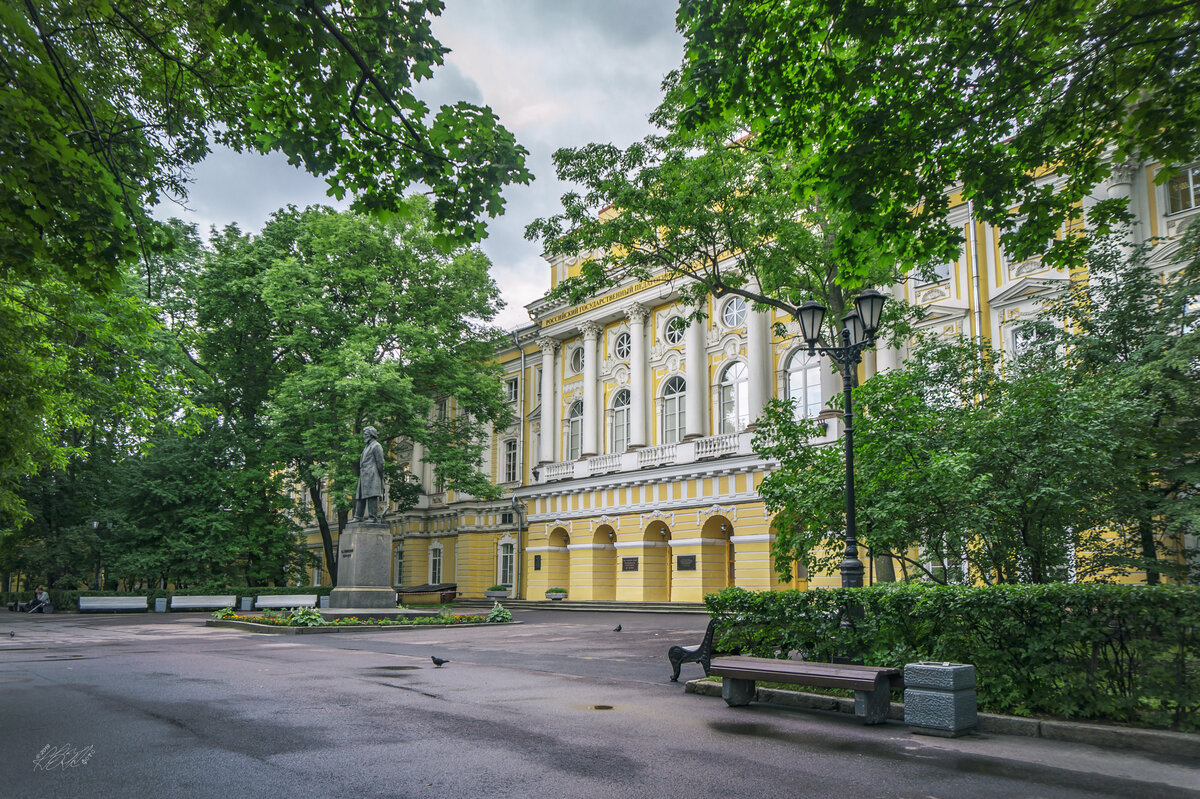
xmin=25 ymin=586 xmax=50 ymax=613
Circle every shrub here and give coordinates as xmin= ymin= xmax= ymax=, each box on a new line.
xmin=486 ymin=602 xmax=513 ymax=623
xmin=486 ymin=585 xmax=509 ymax=592
xmin=705 ymin=583 xmax=1200 ymax=730
xmin=287 ymin=607 xmax=326 ymax=627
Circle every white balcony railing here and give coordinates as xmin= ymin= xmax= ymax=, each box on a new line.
xmin=588 ymin=453 xmax=622 ymax=475
xmin=694 ymin=432 xmax=738 ymax=460
xmin=545 ymin=460 xmax=577 ymax=481
xmin=637 ymin=443 xmax=677 ymax=469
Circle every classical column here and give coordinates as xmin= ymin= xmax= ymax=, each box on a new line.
xmin=580 ymin=321 xmax=601 ymax=457
xmin=410 ymin=441 xmax=427 ymax=492
xmin=1102 ymin=158 xmax=1140 ymax=249
xmin=685 ymin=311 xmax=705 ymax=439
xmin=746 ymin=307 xmax=769 ymax=423
xmin=626 ymin=304 xmax=648 ymax=449
xmin=537 ymin=337 xmax=558 ymax=464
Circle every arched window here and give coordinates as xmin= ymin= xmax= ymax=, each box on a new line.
xmin=614 ymin=331 xmax=631 ymax=360
xmin=661 ymin=376 xmax=686 ymax=444
xmin=570 ymin=346 xmax=584 ymax=374
xmin=611 ymin=389 xmax=631 ymax=452
xmin=502 ymin=438 xmax=519 ymax=483
xmin=721 ymin=296 xmax=747 ymax=328
xmin=566 ymin=400 xmax=584 ymax=460
xmin=719 ymin=361 xmax=749 ymax=433
xmin=429 ymin=542 xmax=443 ymax=584
xmin=664 ymin=316 xmax=686 ymax=345
xmin=787 ymin=352 xmax=823 ymax=420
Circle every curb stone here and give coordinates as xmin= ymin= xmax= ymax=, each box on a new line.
xmin=205 ymin=620 xmax=522 ymax=634
xmin=683 ymin=679 xmax=1198 ymax=759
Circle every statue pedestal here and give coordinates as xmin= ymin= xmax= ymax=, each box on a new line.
xmin=328 ymin=521 xmax=397 ymax=610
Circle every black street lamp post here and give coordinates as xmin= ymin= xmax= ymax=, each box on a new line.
xmin=795 ymin=289 xmax=887 ymax=589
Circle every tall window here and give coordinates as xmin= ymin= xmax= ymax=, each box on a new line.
xmin=917 ymin=261 xmax=951 ymax=285
xmin=1168 ymin=165 xmax=1200 ymax=214
xmin=719 ymin=362 xmax=749 ymax=433
xmin=787 ymin=353 xmax=823 ymax=419
xmin=503 ymin=438 xmax=519 ymax=483
xmin=393 ymin=548 xmax=403 ymax=586
xmin=566 ymin=400 xmax=584 ymax=460
xmin=499 ymin=543 xmax=515 ymax=586
xmin=661 ymin=376 xmax=686 ymax=443
xmin=721 ymin=296 xmax=747 ymax=328
xmin=611 ymin=389 xmax=630 ymax=452
xmin=430 ymin=544 xmax=442 ymax=584
xmin=505 ymin=377 xmax=519 ymax=402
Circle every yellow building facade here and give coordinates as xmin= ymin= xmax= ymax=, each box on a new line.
xmin=304 ymin=158 xmax=1199 ymax=601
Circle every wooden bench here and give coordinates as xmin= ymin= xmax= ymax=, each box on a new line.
xmin=78 ymin=596 xmax=149 ymax=612
xmin=668 ymin=618 xmax=719 ymax=682
xmin=169 ymin=595 xmax=236 ymax=611
xmin=255 ymin=594 xmax=318 ymax=610
xmin=709 ymin=655 xmax=903 ymax=724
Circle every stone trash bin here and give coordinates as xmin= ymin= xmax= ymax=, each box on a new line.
xmin=904 ymin=662 xmax=978 ymax=737
xmin=240 ymin=597 xmax=252 ymax=612
xmin=319 ymin=595 xmax=330 ymax=609
xmin=154 ymin=597 xmax=168 ymax=613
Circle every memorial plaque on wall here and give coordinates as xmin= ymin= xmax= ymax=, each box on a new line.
xmin=622 ymin=557 xmax=639 ymax=572
xmin=677 ymin=555 xmax=696 ymax=571
xmin=533 ymin=554 xmax=542 ymax=571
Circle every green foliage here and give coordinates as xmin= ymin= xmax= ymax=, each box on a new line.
xmin=211 ymin=607 xmax=236 ymax=620
xmin=675 ymin=0 xmax=1199 ymax=279
xmin=2 ymin=0 xmax=529 ymax=295
xmin=287 ymin=607 xmax=326 ymax=627
xmin=526 ymin=75 xmax=917 ymax=350
xmin=706 ymin=584 xmax=1200 ymax=730
xmin=486 ymin=584 xmax=508 ymax=592
xmin=485 ymin=602 xmax=513 ymax=623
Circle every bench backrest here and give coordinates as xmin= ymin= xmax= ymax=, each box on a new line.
xmin=255 ymin=594 xmax=318 ymax=609
xmin=79 ymin=596 xmax=149 ymax=610
xmin=170 ymin=595 xmax=236 ymax=608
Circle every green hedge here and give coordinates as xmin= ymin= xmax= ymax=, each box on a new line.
xmin=3 ymin=586 xmax=333 ymax=610
xmin=705 ymin=583 xmax=1200 ymax=731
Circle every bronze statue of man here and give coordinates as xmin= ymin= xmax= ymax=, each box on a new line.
xmin=354 ymin=426 xmax=386 ymax=523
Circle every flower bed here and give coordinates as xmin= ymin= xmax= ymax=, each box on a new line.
xmin=210 ymin=602 xmax=514 ymax=629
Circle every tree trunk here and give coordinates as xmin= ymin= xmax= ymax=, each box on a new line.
xmin=872 ymin=555 xmax=896 ymax=582
xmin=309 ymin=481 xmax=338 ymax=586
xmin=1139 ymin=516 xmax=1160 ymax=585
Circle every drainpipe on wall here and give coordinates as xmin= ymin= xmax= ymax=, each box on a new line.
xmin=512 ymin=330 xmax=526 ymax=599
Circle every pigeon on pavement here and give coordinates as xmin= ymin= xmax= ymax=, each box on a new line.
xmin=431 ymin=656 xmax=449 ymax=667
xmin=613 ymin=624 xmax=622 ymax=632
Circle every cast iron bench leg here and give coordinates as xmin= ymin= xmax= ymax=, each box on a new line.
xmin=722 ymin=677 xmax=756 ymax=707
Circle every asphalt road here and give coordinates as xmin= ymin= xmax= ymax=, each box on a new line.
xmin=1 ymin=609 xmax=1197 ymax=799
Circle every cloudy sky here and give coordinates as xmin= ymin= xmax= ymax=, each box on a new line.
xmin=156 ymin=2 xmax=684 ymax=330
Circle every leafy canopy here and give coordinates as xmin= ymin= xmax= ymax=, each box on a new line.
xmin=2 ymin=0 xmax=531 ymax=293
xmin=675 ymin=0 xmax=1200 ymax=278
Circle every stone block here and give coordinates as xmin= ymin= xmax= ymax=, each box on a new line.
xmin=904 ymin=687 xmax=978 ymax=733
xmin=904 ymin=661 xmax=977 ymax=691
xmin=722 ymin=677 xmax=756 ymax=707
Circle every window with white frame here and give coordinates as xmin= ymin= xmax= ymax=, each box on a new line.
xmin=1168 ymin=164 xmax=1200 ymax=214
xmin=917 ymin=260 xmax=952 ymax=285
xmin=498 ymin=542 xmax=515 ymax=586
xmin=430 ymin=543 xmax=443 ymax=584
xmin=721 ymin=296 xmax=747 ymax=328
xmin=787 ymin=352 xmax=824 ymax=419
xmin=505 ymin=377 xmax=519 ymax=403
xmin=566 ymin=401 xmax=583 ymax=460
xmin=663 ymin=316 xmax=686 ymax=345
xmin=570 ymin=346 xmax=584 ymax=373
xmin=611 ymin=389 xmax=630 ymax=452
xmin=503 ymin=438 xmax=519 ymax=483
xmin=393 ymin=547 xmax=403 ymax=586
xmin=718 ymin=361 xmax=749 ymax=433
xmin=312 ymin=560 xmax=322 ymax=587
xmin=614 ymin=331 xmax=631 ymax=360
xmin=661 ymin=376 xmax=686 ymax=443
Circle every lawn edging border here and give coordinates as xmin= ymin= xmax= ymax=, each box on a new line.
xmin=206 ymin=619 xmax=522 ymax=634
xmin=683 ymin=678 xmax=1198 ymax=759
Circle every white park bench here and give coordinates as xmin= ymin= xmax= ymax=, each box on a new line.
xmin=78 ymin=596 xmax=149 ymax=612
xmin=169 ymin=595 xmax=236 ymax=611
xmin=255 ymin=594 xmax=318 ymax=610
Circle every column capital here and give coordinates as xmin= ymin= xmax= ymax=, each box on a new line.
xmin=579 ymin=320 xmax=603 ymax=340
xmin=624 ymin=303 xmax=649 ymax=324
xmin=536 ymin=337 xmax=559 ymax=355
